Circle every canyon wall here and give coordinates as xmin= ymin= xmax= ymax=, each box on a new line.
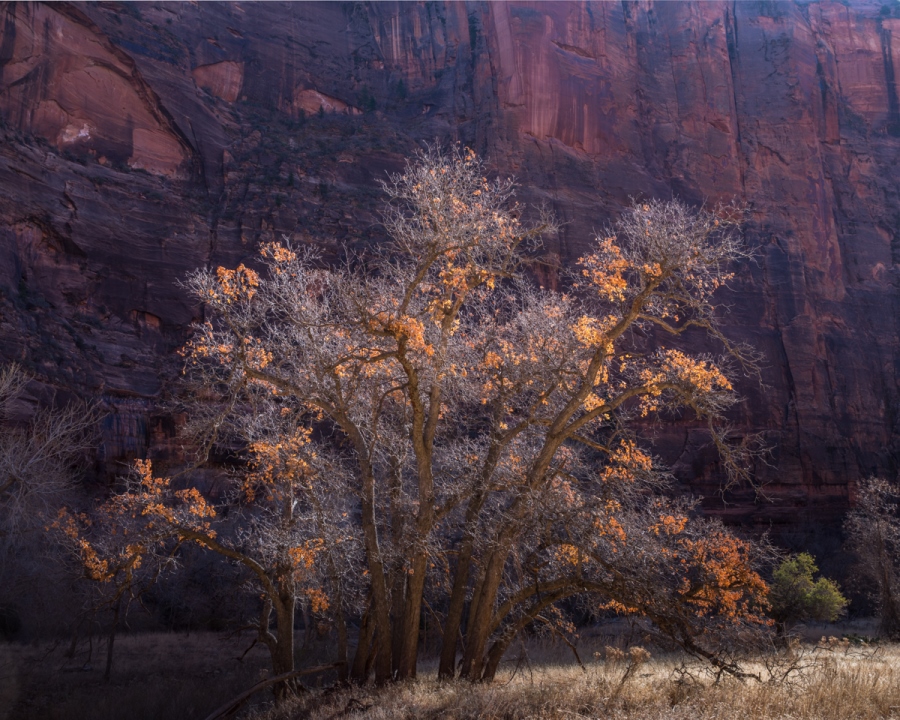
xmin=1 ymin=1 xmax=899 ymax=536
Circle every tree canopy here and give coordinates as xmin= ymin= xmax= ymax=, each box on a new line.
xmin=61 ymin=147 xmax=770 ymax=689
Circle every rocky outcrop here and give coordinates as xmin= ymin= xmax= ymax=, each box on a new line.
xmin=1 ymin=1 xmax=899 ymax=534
xmin=0 ymin=4 xmax=192 ymax=176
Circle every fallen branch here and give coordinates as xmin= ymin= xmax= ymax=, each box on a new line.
xmin=202 ymin=662 xmax=345 ymax=720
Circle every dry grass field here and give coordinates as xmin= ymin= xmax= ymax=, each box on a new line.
xmin=1 ymin=626 xmax=898 ymax=720
xmin=256 ymin=631 xmax=900 ymax=720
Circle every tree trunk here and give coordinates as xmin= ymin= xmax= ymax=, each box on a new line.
xmin=350 ymin=601 xmax=375 ymax=683
xmin=395 ymin=551 xmax=428 ymax=679
xmin=336 ymin=420 xmax=392 ymax=684
xmin=460 ymin=550 xmax=507 ymax=681
xmin=480 ymin=588 xmax=576 ymax=682
xmin=438 ymin=534 xmax=477 ymax=678
xmin=394 ymin=457 xmax=435 ymax=678
xmin=481 ymin=633 xmax=514 ymax=683
xmin=103 ymin=597 xmax=121 ymax=682
xmin=438 ymin=483 xmax=493 ymax=679
xmin=66 ymin=614 xmax=85 ymax=659
xmin=310 ymin=529 xmax=350 ymax=680
xmin=390 ymin=562 xmax=406 ymax=676
xmin=301 ymin=601 xmax=313 ymax=650
xmin=455 ymin=440 xmax=562 ymax=680
xmin=364 ymin=636 xmax=377 ymax=680
xmin=387 ymin=457 xmax=406 ymax=677
xmin=270 ymin=594 xmax=296 ymax=702
xmin=334 ymin=601 xmax=349 ymax=682
xmin=313 ymin=487 xmax=350 ymax=682
xmin=359 ymin=477 xmax=393 ymax=684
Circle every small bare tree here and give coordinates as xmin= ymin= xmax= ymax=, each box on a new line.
xmin=844 ymin=477 xmax=900 ymax=639
xmin=0 ymin=363 xmax=95 ymax=647
xmin=0 ymin=363 xmax=94 ymax=544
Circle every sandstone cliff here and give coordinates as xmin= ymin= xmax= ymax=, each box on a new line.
xmin=1 ymin=1 xmax=899 ymax=535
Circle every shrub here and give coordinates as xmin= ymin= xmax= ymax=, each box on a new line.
xmin=770 ymin=553 xmax=848 ymax=627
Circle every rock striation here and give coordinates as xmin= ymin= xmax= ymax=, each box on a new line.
xmin=1 ymin=1 xmax=899 ymax=535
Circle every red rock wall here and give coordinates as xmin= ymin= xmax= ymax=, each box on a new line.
xmin=1 ymin=1 xmax=899 ymax=531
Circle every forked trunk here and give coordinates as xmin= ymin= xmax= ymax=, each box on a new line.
xmin=480 ymin=587 xmax=576 ymax=682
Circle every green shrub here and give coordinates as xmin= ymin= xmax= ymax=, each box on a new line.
xmin=770 ymin=553 xmax=848 ymax=626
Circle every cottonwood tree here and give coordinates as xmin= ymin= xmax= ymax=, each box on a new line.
xmin=68 ymin=147 xmax=769 ymax=687
xmin=845 ymin=477 xmax=900 ymax=639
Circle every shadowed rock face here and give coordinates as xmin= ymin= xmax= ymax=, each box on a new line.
xmin=1 ymin=1 xmax=898 ymax=533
